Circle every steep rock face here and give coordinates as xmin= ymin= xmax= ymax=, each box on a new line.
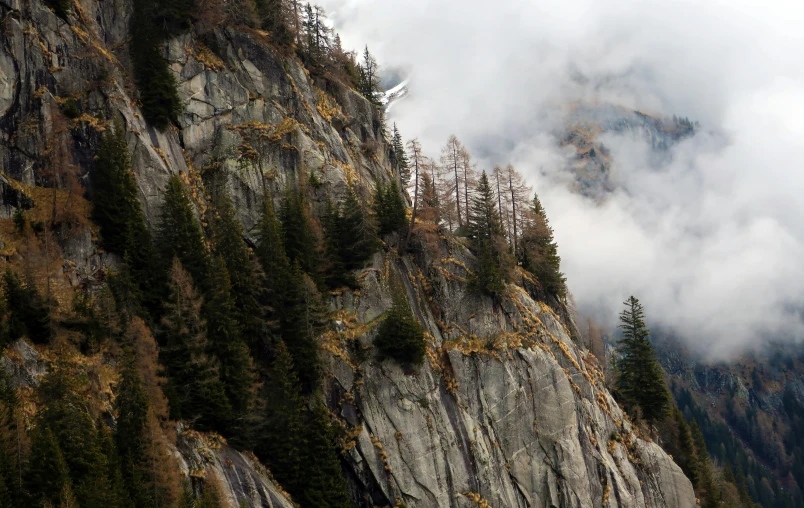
xmin=325 ymin=237 xmax=695 ymax=508
xmin=0 ymin=1 xmax=695 ymax=506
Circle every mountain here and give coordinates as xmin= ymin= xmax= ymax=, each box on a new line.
xmin=0 ymin=0 xmax=696 ymax=506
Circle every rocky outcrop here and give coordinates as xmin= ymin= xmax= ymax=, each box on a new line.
xmin=324 ymin=238 xmax=696 ymax=508
xmin=0 ymin=0 xmax=696 ymax=506
xmin=176 ymin=428 xmax=294 ymax=508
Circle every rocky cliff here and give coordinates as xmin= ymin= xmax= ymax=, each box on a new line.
xmin=0 ymin=0 xmax=696 ymax=506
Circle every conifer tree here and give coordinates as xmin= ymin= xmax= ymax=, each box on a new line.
xmin=374 ymin=289 xmax=426 ymax=367
xmin=615 ymin=296 xmax=670 ymax=425
xmin=300 ymin=400 xmax=351 ymax=508
xmin=338 ymin=188 xmax=379 ymax=269
xmin=0 ymin=370 xmax=21 ymax=506
xmin=357 ymin=46 xmax=382 ymax=106
xmin=35 ymin=363 xmax=124 ymax=508
xmin=161 ymin=259 xmax=231 ymax=430
xmin=209 ymin=195 xmax=264 ymax=347
xmin=321 ymin=196 xmax=355 ymax=289
xmin=519 ymin=194 xmax=566 ymax=297
xmin=92 ymin=123 xmax=159 ymax=317
xmin=279 ymin=187 xmax=319 ymax=278
xmin=467 ymin=172 xmax=510 ymax=295
xmin=256 ymin=194 xmax=291 ymax=305
xmin=391 ymin=124 xmax=410 ymax=184
xmin=26 ymin=425 xmax=70 ymax=507
xmin=205 ymin=255 xmax=256 ymax=435
xmin=156 ymin=175 xmax=212 ymax=291
xmin=373 ymin=181 xmax=408 ymax=237
xmin=280 ymin=264 xmax=323 ymax=393
xmin=116 ymin=355 xmax=182 ymax=508
xmin=691 ymin=421 xmax=721 ymax=508
xmin=256 ymin=340 xmax=306 ymax=494
xmin=3 ymin=269 xmax=50 ymax=344
xmin=404 ymin=138 xmax=424 ymax=247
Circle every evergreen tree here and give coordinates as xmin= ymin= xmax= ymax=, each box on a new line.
xmin=391 ymin=124 xmax=410 ymax=184
xmin=92 ymin=122 xmax=159 ymax=317
xmin=357 ymin=46 xmax=382 ymax=106
xmin=691 ymin=421 xmax=721 ymax=508
xmin=26 ymin=425 xmax=70 ymax=507
xmin=280 ymin=264 xmax=323 ymax=393
xmin=300 ymin=400 xmax=351 ymax=508
xmin=0 ymin=370 xmax=21 ymax=506
xmin=209 ymin=195 xmax=264 ymax=347
xmin=161 ymin=259 xmax=231 ymax=430
xmin=129 ymin=0 xmax=192 ymax=129
xmin=616 ymin=296 xmax=670 ymax=425
xmin=116 ymin=356 xmax=182 ymax=508
xmin=374 ymin=289 xmax=426 ymax=367
xmin=256 ymin=194 xmax=290 ymax=297
xmin=206 ymin=256 xmax=256 ymax=442
xmin=338 ymin=188 xmax=379 ymax=270
xmin=156 ymin=175 xmax=212 ymax=291
xmin=467 ymin=172 xmax=510 ymax=295
xmin=373 ymin=181 xmax=408 ymax=237
xmin=279 ymin=187 xmax=319 ymax=278
xmin=519 ymin=194 xmax=566 ymax=297
xmin=321 ymin=196 xmax=355 ymax=289
xmin=256 ymin=340 xmax=306 ymax=495
xmin=35 ymin=364 xmax=123 ymax=508
xmin=3 ymin=269 xmax=50 ymax=344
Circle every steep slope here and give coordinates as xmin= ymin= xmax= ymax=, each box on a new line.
xmin=0 ymin=0 xmax=695 ymax=506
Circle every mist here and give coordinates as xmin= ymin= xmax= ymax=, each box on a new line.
xmin=319 ymin=0 xmax=804 ymax=359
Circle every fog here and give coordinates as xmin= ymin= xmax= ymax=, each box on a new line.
xmin=319 ymin=0 xmax=804 ymax=359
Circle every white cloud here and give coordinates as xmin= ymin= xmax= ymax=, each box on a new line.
xmin=320 ymin=0 xmax=804 ymax=359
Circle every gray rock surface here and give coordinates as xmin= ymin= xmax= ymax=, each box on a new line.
xmin=0 ymin=1 xmax=696 ymax=506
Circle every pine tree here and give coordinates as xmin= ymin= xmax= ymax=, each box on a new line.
xmin=279 ymin=187 xmax=319 ymax=278
xmin=26 ymin=425 xmax=70 ymax=507
xmin=205 ymin=255 xmax=256 ymax=437
xmin=519 ymin=194 xmax=566 ymax=297
xmin=156 ymin=175 xmax=212 ymax=291
xmin=3 ymin=269 xmax=50 ymax=344
xmin=373 ymin=181 xmax=408 ymax=237
xmin=300 ymin=400 xmax=351 ymax=508
xmin=0 ymin=370 xmax=21 ymax=506
xmin=338 ymin=188 xmax=379 ymax=269
xmin=280 ymin=264 xmax=323 ymax=393
xmin=92 ymin=122 xmax=159 ymax=317
xmin=357 ymin=46 xmax=382 ymax=106
xmin=116 ymin=355 xmax=182 ymax=508
xmin=467 ymin=172 xmax=510 ymax=295
xmin=375 ymin=290 xmax=426 ymax=367
xmin=161 ymin=259 xmax=231 ymax=430
xmin=256 ymin=194 xmax=290 ymax=297
xmin=616 ymin=296 xmax=670 ymax=425
xmin=209 ymin=195 xmax=265 ymax=348
xmin=256 ymin=340 xmax=306 ymax=495
xmin=35 ymin=363 xmax=123 ymax=508
xmin=321 ymin=196 xmax=355 ymax=289
xmin=391 ymin=124 xmax=410 ymax=184
xmin=691 ymin=421 xmax=721 ymax=508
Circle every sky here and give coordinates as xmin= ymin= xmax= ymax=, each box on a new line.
xmin=318 ymin=0 xmax=804 ymax=359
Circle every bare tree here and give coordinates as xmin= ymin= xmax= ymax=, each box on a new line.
xmin=505 ymin=164 xmax=530 ymax=256
xmin=440 ymin=135 xmax=465 ymax=227
xmin=404 ymin=139 xmax=424 ymax=247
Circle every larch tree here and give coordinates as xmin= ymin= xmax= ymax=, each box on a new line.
xmin=441 ymin=135 xmax=465 ymax=228
xmin=616 ymin=296 xmax=670 ymax=426
xmin=505 ymin=164 xmax=530 ymax=256
xmin=459 ymin=146 xmax=477 ymax=224
xmin=404 ymin=138 xmax=424 ymax=247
